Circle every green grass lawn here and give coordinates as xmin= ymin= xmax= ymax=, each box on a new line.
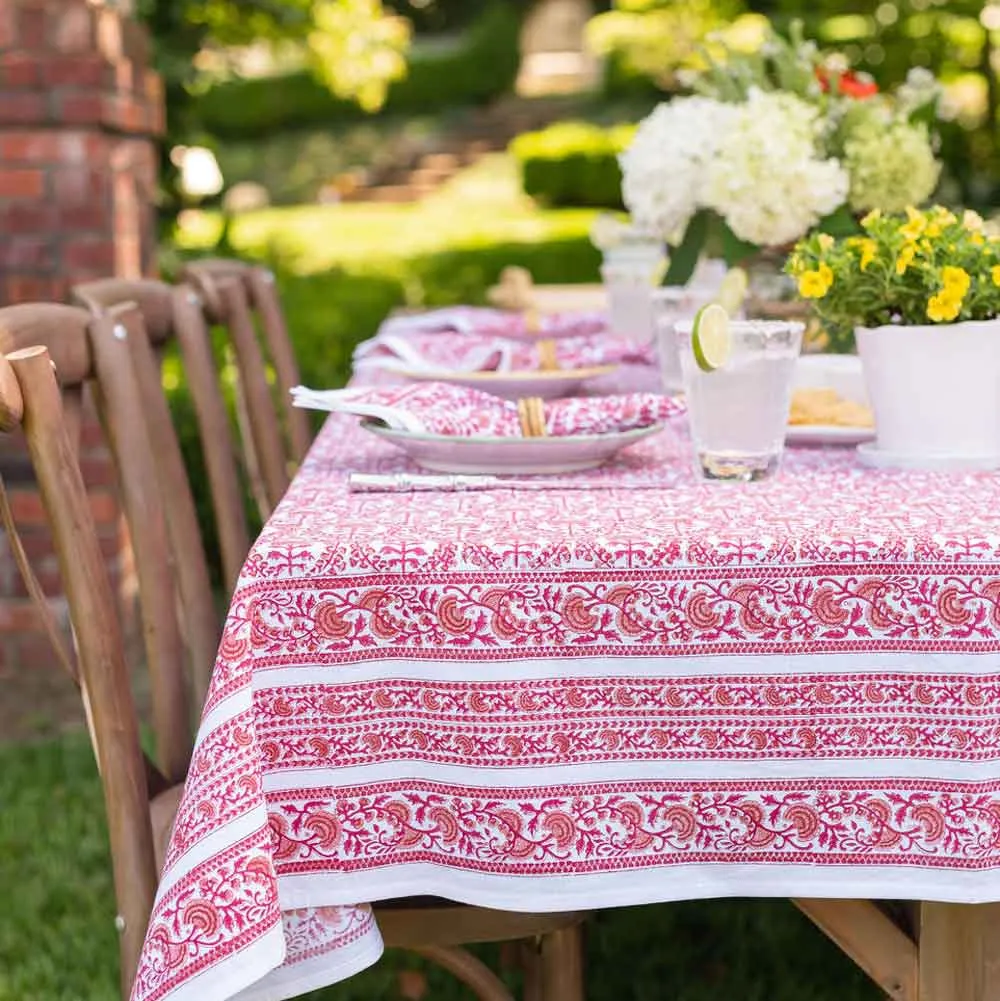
xmin=3 ymin=155 xmax=879 ymax=1000
xmin=174 ymin=154 xmax=598 ymax=275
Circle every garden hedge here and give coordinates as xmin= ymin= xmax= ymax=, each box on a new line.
xmin=509 ymin=121 xmax=635 ymax=209
xmin=194 ymin=3 xmax=521 ymax=139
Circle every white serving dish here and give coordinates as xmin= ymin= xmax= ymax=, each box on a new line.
xmin=786 ymin=354 xmax=876 ymax=447
xmin=361 ymin=420 xmax=664 ymax=475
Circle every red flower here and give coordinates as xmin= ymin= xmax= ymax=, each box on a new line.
xmin=815 ymin=66 xmax=878 ymax=99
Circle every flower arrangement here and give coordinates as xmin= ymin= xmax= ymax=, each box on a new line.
xmin=618 ymin=22 xmax=943 ymax=285
xmin=786 ymin=205 xmax=1000 ymax=344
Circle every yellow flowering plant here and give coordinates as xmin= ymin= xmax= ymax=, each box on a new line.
xmin=786 ymin=206 xmax=1000 ymax=349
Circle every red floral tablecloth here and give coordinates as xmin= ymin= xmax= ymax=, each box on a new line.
xmin=132 ymin=407 xmax=1000 ymax=1001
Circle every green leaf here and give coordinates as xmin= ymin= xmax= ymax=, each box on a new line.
xmin=664 ymin=211 xmax=709 ymax=285
xmin=817 ymin=206 xmax=860 ymax=238
xmin=720 ymin=222 xmax=758 ymax=266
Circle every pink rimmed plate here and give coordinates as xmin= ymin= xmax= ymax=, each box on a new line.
xmin=360 ymin=420 xmax=664 ymax=475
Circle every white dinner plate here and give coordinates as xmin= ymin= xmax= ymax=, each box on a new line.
xmin=361 ymin=420 xmax=664 ymax=475
xmin=384 ymin=364 xmax=619 ymax=401
xmin=785 ymin=354 xmax=876 ymax=447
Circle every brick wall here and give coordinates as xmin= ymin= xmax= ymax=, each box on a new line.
xmin=0 ymin=0 xmax=163 ymax=693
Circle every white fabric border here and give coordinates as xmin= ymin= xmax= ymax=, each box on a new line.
xmin=233 ymin=923 xmax=383 ymax=1001
xmin=277 ymin=860 xmax=1000 ymax=911
xmin=252 ymin=651 xmax=1000 ymax=690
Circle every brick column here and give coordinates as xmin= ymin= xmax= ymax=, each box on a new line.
xmin=0 ymin=0 xmax=163 ymax=691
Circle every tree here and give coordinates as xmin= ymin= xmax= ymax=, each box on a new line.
xmin=134 ymin=0 xmax=411 ymax=226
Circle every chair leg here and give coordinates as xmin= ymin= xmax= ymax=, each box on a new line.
xmin=540 ymin=925 xmax=586 ymax=1001
xmin=415 ymin=945 xmax=515 ymax=1001
xmin=520 ymin=938 xmax=544 ymax=1001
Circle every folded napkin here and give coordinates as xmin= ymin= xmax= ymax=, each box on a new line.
xmin=377 ymin=306 xmax=607 ymax=342
xmin=354 ymin=330 xmax=653 ymax=374
xmin=291 ymin=383 xmax=686 ymax=438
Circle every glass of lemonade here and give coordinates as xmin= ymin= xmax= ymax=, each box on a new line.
xmin=600 ymin=240 xmax=666 ymax=344
xmin=676 ymin=313 xmax=804 ymax=482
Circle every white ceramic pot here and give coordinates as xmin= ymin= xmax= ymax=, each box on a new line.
xmin=855 ymin=320 xmax=1000 ymax=463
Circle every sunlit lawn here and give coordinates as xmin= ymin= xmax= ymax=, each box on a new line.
xmin=175 ymin=154 xmax=598 ymax=275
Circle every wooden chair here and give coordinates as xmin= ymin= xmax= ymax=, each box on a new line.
xmin=182 ymin=259 xmax=311 ymax=519
xmin=0 ymin=303 xmax=586 ymax=1001
xmin=73 ymin=278 xmax=252 ymax=594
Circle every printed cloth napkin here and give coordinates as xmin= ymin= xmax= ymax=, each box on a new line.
xmin=376 ymin=306 xmax=607 ymax=342
xmin=291 ymin=382 xmax=686 ymax=438
xmin=354 ymin=330 xmax=653 ymax=374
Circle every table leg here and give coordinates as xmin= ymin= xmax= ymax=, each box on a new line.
xmin=919 ymin=903 xmax=1000 ymax=1001
xmin=540 ymin=925 xmax=585 ymax=1001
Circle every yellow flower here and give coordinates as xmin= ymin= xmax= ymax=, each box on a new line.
xmin=856 ymin=238 xmax=877 ymax=271
xmin=924 ymin=221 xmax=942 ymax=239
xmin=942 ymin=266 xmax=971 ymax=296
xmin=861 ymin=208 xmax=882 ymax=229
xmin=900 ymin=207 xmax=926 ymax=242
xmin=991 ymin=265 xmax=1000 ymax=287
xmin=798 ymin=264 xmax=833 ymax=299
xmin=817 ymin=233 xmax=834 ymax=252
xmin=896 ymin=243 xmax=916 ymax=275
xmin=927 ymin=291 xmax=962 ymax=323
xmin=971 ymin=232 xmax=986 ymax=246
xmin=932 ymin=206 xmax=958 ymax=226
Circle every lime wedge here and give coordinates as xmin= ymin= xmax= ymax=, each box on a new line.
xmin=691 ymin=303 xmax=732 ymax=372
xmin=716 ymin=267 xmax=749 ymax=316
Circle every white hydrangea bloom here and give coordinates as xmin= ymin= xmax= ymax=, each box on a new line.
xmin=703 ymin=89 xmax=849 ymax=246
xmin=618 ymin=97 xmax=737 ymax=245
xmin=844 ymin=119 xmax=941 ymax=212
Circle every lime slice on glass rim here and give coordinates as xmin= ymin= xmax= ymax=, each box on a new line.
xmin=716 ymin=267 xmax=749 ymax=316
xmin=691 ymin=303 xmax=732 ymax=373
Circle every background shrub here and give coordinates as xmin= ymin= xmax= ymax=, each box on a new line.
xmin=194 ymin=3 xmax=522 ymax=139
xmin=510 ymin=121 xmax=634 ymax=208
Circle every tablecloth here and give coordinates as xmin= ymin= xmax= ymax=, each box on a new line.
xmin=131 ymin=410 xmax=1000 ymax=1001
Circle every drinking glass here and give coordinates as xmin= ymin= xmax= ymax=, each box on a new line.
xmin=676 ymin=319 xmax=804 ymax=482
xmin=653 ymin=287 xmax=711 ymax=393
xmin=600 ymin=240 xmax=666 ymax=344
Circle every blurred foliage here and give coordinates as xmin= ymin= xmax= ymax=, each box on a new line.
xmin=510 ymin=121 xmax=635 ymax=207
xmin=386 ymin=0 xmax=564 ymax=33
xmin=192 ymin=3 xmax=522 ymax=139
xmin=136 ymin=0 xmax=411 ymax=226
xmin=309 ymin=0 xmax=411 ymax=112
xmin=587 ymin=0 xmax=749 ymax=96
xmin=585 ymin=0 xmax=1000 ymax=209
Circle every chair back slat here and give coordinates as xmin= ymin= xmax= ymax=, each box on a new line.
xmin=245 ymin=267 xmax=311 ymax=463
xmin=87 ymin=310 xmax=191 ymax=782
xmin=171 ymin=285 xmax=252 ymax=589
xmin=116 ymin=305 xmax=219 ymax=701
xmin=184 ymin=259 xmax=309 ymax=515
xmin=187 ymin=270 xmax=291 ymax=516
xmin=0 ymin=339 xmax=157 ymax=996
